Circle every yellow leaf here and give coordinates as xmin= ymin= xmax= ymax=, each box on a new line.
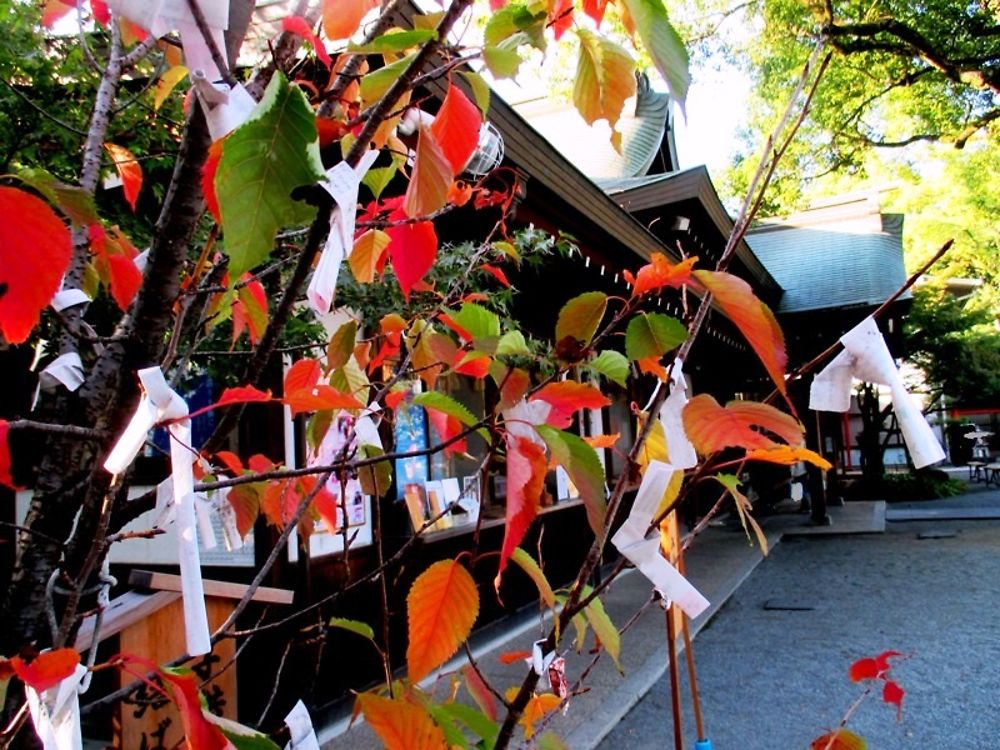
xmin=403 ymin=125 xmax=452 ymax=219
xmin=355 ymin=692 xmax=448 ymax=750
xmin=406 ymin=559 xmax=480 ymax=683
xmin=746 ymin=445 xmax=832 ymax=470
xmin=520 ymin=693 xmax=563 ymax=739
xmin=573 ymin=29 xmax=636 ymax=150
xmin=350 ymin=229 xmax=390 ymax=283
xmin=153 ymin=65 xmax=188 ymax=111
xmin=714 ymin=474 xmax=769 ymax=555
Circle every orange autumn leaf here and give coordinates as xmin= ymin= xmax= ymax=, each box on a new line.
xmin=104 ymin=142 xmax=143 ymax=212
xmin=636 ymin=355 xmax=668 ymax=380
xmin=284 ymin=384 xmax=365 ymax=416
xmin=403 ymin=125 xmax=452 ymax=219
xmin=496 ymin=436 xmax=548 ymax=587
xmin=623 ymin=253 xmax=696 ymax=298
xmin=519 ymin=692 xmax=563 ymax=739
xmin=322 ymin=0 xmax=377 ymax=40
xmin=406 ymin=559 xmax=480 ymax=683
xmin=447 ymin=180 xmax=473 ymax=206
xmin=584 ymin=433 xmax=620 ymax=449
xmin=693 ymin=269 xmax=788 ymax=399
xmin=746 ymin=445 xmax=831 ymax=470
xmin=682 ymin=394 xmax=803 ymax=455
xmin=202 ymin=138 xmax=223 ymax=223
xmin=810 ymin=728 xmax=867 ymax=750
xmin=498 ymin=650 xmax=532 ymax=665
xmin=462 ymin=664 xmax=498 ymax=721
xmin=530 ymin=381 xmax=610 ymax=429
xmin=10 ymin=649 xmax=79 ymax=692
xmin=159 ymin=669 xmax=232 ymax=750
xmin=430 ymin=83 xmax=481 ymax=175
xmin=356 ymin=693 xmax=448 ymax=750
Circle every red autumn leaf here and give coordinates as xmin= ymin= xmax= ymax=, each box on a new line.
xmin=104 ymin=143 xmax=142 ymax=212
xmin=498 ymin=367 xmax=531 ymax=411
xmin=160 ymin=670 xmax=231 ymax=750
xmin=682 ymin=394 xmax=804 ymax=455
xmin=282 ymin=16 xmax=331 ymax=69
xmin=107 ymin=254 xmax=142 ymax=311
xmin=481 ymin=264 xmax=511 ymax=287
xmin=848 ymin=657 xmax=880 ymax=683
xmin=313 ymin=481 xmax=339 ymax=532
xmin=385 ymin=391 xmax=407 ymax=410
xmin=227 ymin=484 xmax=261 ymax=539
xmin=810 ymin=729 xmax=867 ymax=750
xmin=261 ymin=479 xmax=301 ymax=530
xmin=388 ymin=218 xmax=438 ymax=301
xmin=430 ymin=83 xmax=482 ymax=175
xmin=403 ymin=126 xmax=452 ymax=219
xmin=453 ymin=352 xmax=492 ymax=379
xmin=0 ymin=419 xmax=19 ymax=490
xmin=214 ymin=450 xmax=245 ymax=475
xmin=490 ymin=0 xmax=507 ymax=9
xmin=217 ymin=385 xmax=273 ymax=406
xmin=426 ymin=408 xmax=468 ymax=456
xmin=284 ymin=358 xmax=323 ymax=394
xmin=284 ymin=384 xmax=365 ymax=416
xmin=875 ymin=650 xmax=904 ymax=672
xmin=406 ymin=559 xmax=480 ymax=683
xmin=322 ymin=0 xmax=376 ymax=40
xmin=462 ymin=664 xmax=498 ymax=721
xmin=42 ymin=0 xmax=74 ymax=28
xmin=548 ymin=0 xmax=574 ymax=39
xmin=623 ymin=253 xmax=696 ymax=298
xmin=356 ymin=692 xmax=449 ymax=750
xmin=438 ymin=313 xmax=473 ymax=343
xmin=0 ymin=187 xmax=72 ymax=344
xmin=498 ymin=650 xmax=532 ymax=665
xmin=11 ymin=649 xmax=80 ymax=693
xmin=496 ymin=436 xmax=548 ymax=586
xmin=693 ymin=269 xmax=788 ymax=399
xmin=883 ymin=679 xmax=905 ymax=720
xmin=90 ymin=0 xmax=110 ymax=25
xmin=582 ymin=0 xmax=609 ymax=26
xmin=119 ymin=17 xmax=149 ymax=43
xmin=202 ymin=139 xmax=223 ymax=223
xmin=530 ymin=381 xmax=611 ymax=429
xmin=248 ymin=454 xmax=275 ymax=473
xmin=232 ymin=278 xmax=268 ymax=345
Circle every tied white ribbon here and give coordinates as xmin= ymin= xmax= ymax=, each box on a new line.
xmin=657 ymin=359 xmax=698 ymax=470
xmin=810 ymin=316 xmax=945 ymax=469
xmin=284 ymin=700 xmax=320 ymax=750
xmin=103 ymin=367 xmax=211 ymax=656
xmin=25 ymin=664 xmax=88 ymax=750
xmin=611 ymin=461 xmax=709 ymax=618
xmin=307 ymin=151 xmax=381 ymax=316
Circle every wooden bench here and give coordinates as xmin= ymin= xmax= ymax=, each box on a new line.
xmin=76 ymin=570 xmax=292 ymax=749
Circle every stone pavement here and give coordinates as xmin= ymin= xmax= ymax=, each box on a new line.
xmin=320 ymin=479 xmax=1000 ymax=749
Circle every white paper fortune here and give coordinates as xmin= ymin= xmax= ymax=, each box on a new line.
xmin=104 ymin=0 xmax=229 ymax=38
xmin=307 ymin=150 xmax=381 ymax=316
xmin=50 ymin=288 xmax=90 ymax=312
xmin=658 ymin=358 xmax=698 ymax=470
xmin=809 ymin=316 xmax=945 ymax=469
xmin=25 ymin=663 xmax=88 ymax=750
xmin=284 ymin=700 xmax=321 ymax=750
xmin=104 ymin=367 xmax=212 ymax=656
xmin=611 ymin=460 xmax=709 ymax=618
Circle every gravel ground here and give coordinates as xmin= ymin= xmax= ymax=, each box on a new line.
xmin=597 ymin=520 xmax=1000 ymax=749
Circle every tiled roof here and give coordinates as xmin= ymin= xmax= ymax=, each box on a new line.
xmin=747 ymin=203 xmax=908 ymax=314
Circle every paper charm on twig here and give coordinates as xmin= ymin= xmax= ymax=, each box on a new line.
xmin=810 ymin=316 xmax=945 ymax=469
xmin=104 ymin=367 xmax=211 ymax=656
xmin=25 ymin=663 xmax=88 ymax=750
xmin=611 ymin=461 xmax=709 ymax=618
xmin=284 ymin=700 xmax=321 ymax=750
xmin=307 ymin=150 xmax=382 ymax=316
xmin=657 ymin=358 xmax=698 ymax=470
xmin=50 ymin=288 xmax=90 ymax=312
xmin=502 ymin=398 xmax=551 ymax=444
xmin=104 ymin=0 xmax=229 ymax=38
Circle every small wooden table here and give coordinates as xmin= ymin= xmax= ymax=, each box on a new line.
xmin=968 ymin=461 xmax=987 ymax=481
xmin=76 ymin=569 xmax=292 ymax=749
xmin=985 ymin=464 xmax=1000 ymax=487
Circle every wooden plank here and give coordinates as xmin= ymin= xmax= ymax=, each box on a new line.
xmin=129 ymin=569 xmax=294 ymax=605
xmin=74 ymin=590 xmax=181 ymax=652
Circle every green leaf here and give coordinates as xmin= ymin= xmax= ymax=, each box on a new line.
xmin=580 ymin=584 xmax=622 ymax=672
xmin=362 ymin=148 xmax=405 ymax=200
xmin=216 ymin=73 xmax=324 ymax=279
xmin=459 ymin=71 xmax=491 ymax=117
xmin=348 ymin=28 xmax=437 ymax=53
xmin=510 ymin=547 xmax=556 ymax=608
xmin=713 ymin=473 xmax=769 ymax=554
xmin=17 ymin=167 xmax=98 ymax=225
xmin=413 ymin=391 xmax=477 ymax=426
xmin=330 ymin=356 xmax=370 ymax=399
xmin=590 ymin=350 xmax=629 ymax=387
xmin=306 ymin=410 xmax=333 ymax=453
xmin=358 ymin=444 xmax=392 ymax=498
xmin=360 ymin=53 xmax=416 ymax=107
xmin=555 ymin=291 xmax=607 ymax=348
xmin=625 ymin=312 xmax=687 ymax=362
xmin=537 ymin=731 xmax=571 ymax=750
xmin=424 ymin=704 xmax=468 ymax=749
xmin=435 ymin=703 xmax=499 ymax=747
xmin=618 ymin=0 xmax=690 ymax=111
xmin=327 ymin=320 xmax=358 ymax=370
xmin=484 ymin=4 xmax=547 ymax=46
xmin=207 ymin=715 xmax=281 ymax=749
xmin=573 ymin=30 xmax=636 ymax=147
xmin=483 ymin=35 xmax=528 ymax=79
xmin=496 ymin=330 xmax=531 ymax=357
xmin=451 ymin=302 xmax=501 ymax=340
xmin=535 ymin=425 xmax=606 ymax=537
xmin=329 ymin=617 xmax=376 ymax=641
